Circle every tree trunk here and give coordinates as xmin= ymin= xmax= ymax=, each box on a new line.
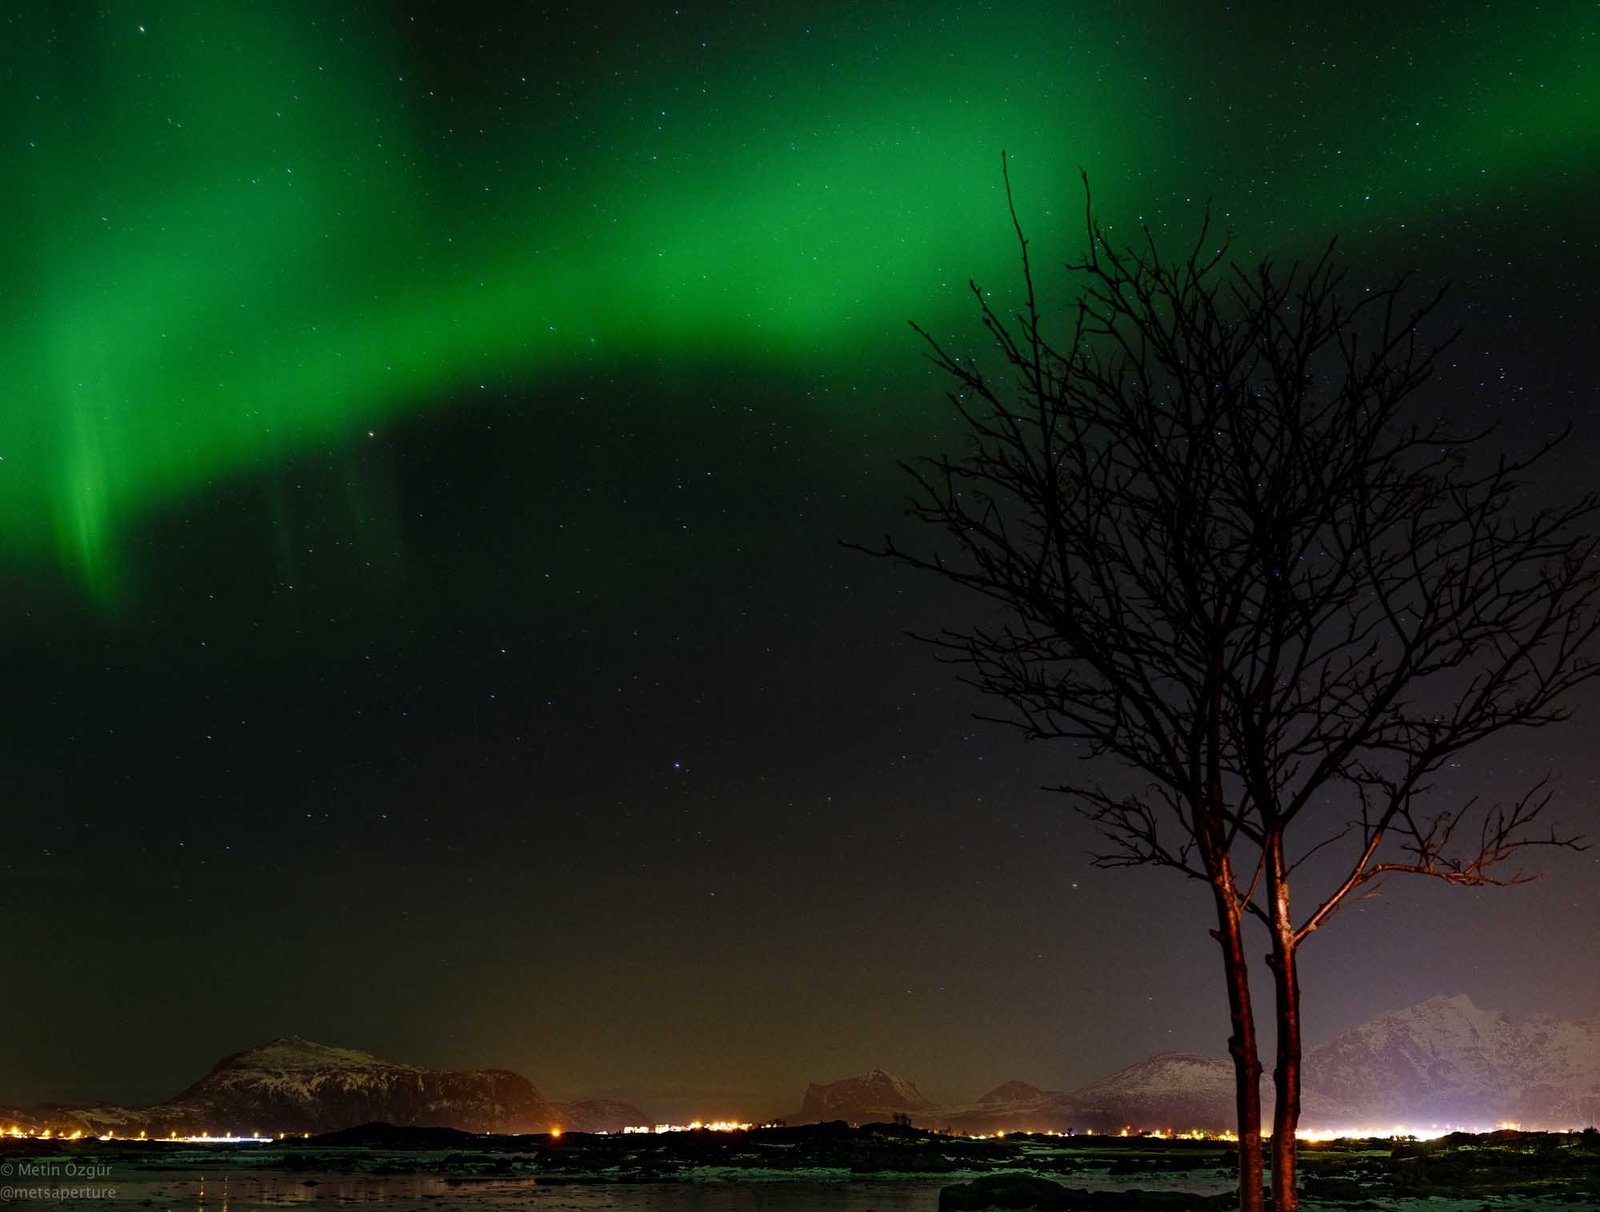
xmin=1209 ymin=862 xmax=1264 ymax=1212
xmin=1266 ymin=832 xmax=1301 ymax=1212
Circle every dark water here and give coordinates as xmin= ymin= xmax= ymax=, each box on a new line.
xmin=36 ymin=1171 xmax=1569 ymax=1212
xmin=61 ymin=1174 xmax=951 ymax=1211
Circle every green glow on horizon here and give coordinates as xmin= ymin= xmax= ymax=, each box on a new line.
xmin=1 ymin=2 xmax=1595 ymax=598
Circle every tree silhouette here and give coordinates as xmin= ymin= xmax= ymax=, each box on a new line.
xmin=861 ymin=159 xmax=1600 ymax=1211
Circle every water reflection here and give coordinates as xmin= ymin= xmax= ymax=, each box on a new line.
xmin=177 ymin=1176 xmax=547 ymax=1205
xmin=133 ymin=1174 xmax=950 ymax=1211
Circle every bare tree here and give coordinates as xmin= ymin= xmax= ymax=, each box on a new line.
xmin=860 ymin=159 xmax=1600 ymax=1212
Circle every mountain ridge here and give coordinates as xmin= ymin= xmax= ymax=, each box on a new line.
xmin=1301 ymin=993 xmax=1600 ymax=1128
xmin=782 ymin=998 xmax=1600 ymax=1133
xmin=790 ymin=1067 xmax=934 ymax=1124
xmin=0 ymin=1036 xmax=645 ymax=1137
xmin=4 ymin=995 xmax=1596 ymax=1138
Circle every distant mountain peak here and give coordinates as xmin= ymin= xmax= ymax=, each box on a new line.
xmin=860 ymin=1068 xmax=922 ymax=1092
xmin=0 ymin=1035 xmax=649 ymax=1138
xmin=1079 ymin=1051 xmax=1232 ymax=1086
xmin=245 ymin=1035 xmax=365 ymax=1055
xmin=979 ymin=1080 xmax=1048 ymax=1105
xmin=1303 ymin=994 xmax=1600 ymax=1128
xmin=795 ymin=1068 xmax=932 ymax=1123
xmin=1402 ymin=992 xmax=1485 ymax=1016
xmin=206 ymin=1036 xmax=405 ymax=1077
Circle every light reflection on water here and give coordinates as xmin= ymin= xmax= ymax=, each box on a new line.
xmin=188 ymin=1176 xmax=549 ymax=1203
xmin=126 ymin=1174 xmax=951 ymax=1211
xmin=47 ymin=1172 xmax=1575 ymax=1212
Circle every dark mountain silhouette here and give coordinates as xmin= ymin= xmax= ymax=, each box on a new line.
xmin=789 ymin=1068 xmax=934 ymax=1125
xmin=0 ymin=1036 xmax=644 ymax=1136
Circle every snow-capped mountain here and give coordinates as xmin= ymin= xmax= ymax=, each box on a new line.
xmin=1302 ymin=994 xmax=1600 ymax=1129
xmin=157 ymin=1036 xmax=554 ymax=1134
xmin=931 ymin=1054 xmax=1242 ymax=1134
xmin=1060 ymin=1052 xmax=1238 ymax=1132
xmin=938 ymin=1080 xmax=1070 ymax=1134
xmin=0 ymin=1036 xmax=647 ymax=1136
xmin=789 ymin=1059 xmax=1240 ymax=1133
xmin=791 ymin=1068 xmax=935 ymax=1125
xmin=9 ymin=996 xmax=1599 ymax=1139
xmin=788 ymin=997 xmax=1600 ymax=1133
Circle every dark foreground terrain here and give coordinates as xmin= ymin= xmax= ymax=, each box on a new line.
xmin=2 ymin=1122 xmax=1596 ymax=1208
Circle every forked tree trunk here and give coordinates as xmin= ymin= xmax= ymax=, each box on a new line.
xmin=1209 ymin=865 xmax=1265 ymax=1212
xmin=1266 ymin=834 xmax=1302 ymax=1211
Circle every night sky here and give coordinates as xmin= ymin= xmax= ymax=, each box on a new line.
xmin=4 ymin=2 xmax=1600 ymax=1123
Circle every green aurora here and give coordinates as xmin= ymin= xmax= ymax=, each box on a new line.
xmin=4 ymin=2 xmax=1596 ymax=598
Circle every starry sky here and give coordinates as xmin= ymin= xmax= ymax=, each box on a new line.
xmin=4 ymin=1 xmax=1600 ymax=1121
